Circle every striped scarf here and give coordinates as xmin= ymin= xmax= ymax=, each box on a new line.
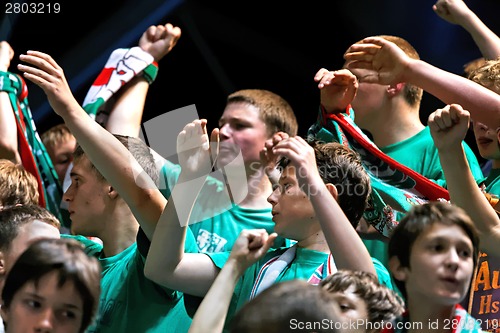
xmin=0 ymin=71 xmax=64 ymax=224
xmin=82 ymin=46 xmax=158 ymax=118
xmin=249 ymin=245 xmax=336 ymax=299
xmin=307 ymin=106 xmax=450 ymax=237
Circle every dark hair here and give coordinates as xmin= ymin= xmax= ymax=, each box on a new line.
xmin=320 ymin=269 xmax=405 ymax=324
xmin=227 ymin=89 xmax=298 ymax=137
xmin=388 ymin=201 xmax=480 ymax=300
xmin=229 ymin=279 xmax=341 ymax=333
xmin=2 ymin=238 xmax=101 ymax=333
xmin=277 ymin=140 xmax=371 ymax=227
xmin=0 ymin=204 xmax=60 ymax=252
xmin=73 ymin=134 xmax=159 ymax=186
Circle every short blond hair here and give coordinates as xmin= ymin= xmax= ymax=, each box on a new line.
xmin=0 ymin=159 xmax=39 ymax=206
xmin=41 ymin=123 xmax=75 ymax=156
xmin=468 ymin=57 xmax=500 ymax=93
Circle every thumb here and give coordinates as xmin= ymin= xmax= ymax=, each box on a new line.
xmin=210 ymin=128 xmax=220 ymax=168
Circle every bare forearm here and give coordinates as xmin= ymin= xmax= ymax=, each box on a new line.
xmin=106 ymin=76 xmax=149 ymax=137
xmin=439 ymin=146 xmax=500 ymax=252
xmin=309 ymin=178 xmax=375 ymax=275
xmin=60 ymin=102 xmax=164 ymax=238
xmin=188 ymin=258 xmax=242 ymax=333
xmin=460 ymin=12 xmax=500 ymax=59
xmin=404 ymin=59 xmax=500 ymax=128
xmin=144 ymin=174 xmax=216 ymax=296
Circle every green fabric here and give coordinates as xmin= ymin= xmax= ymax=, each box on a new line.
xmin=65 ymin=230 xmax=198 ymax=333
xmin=207 ymin=248 xmax=394 ymax=332
xmin=483 ymin=168 xmax=500 ymax=195
xmin=0 ymin=71 xmax=67 ymax=227
xmin=159 ymin=160 xmax=288 ymax=252
xmin=380 ymin=126 xmax=484 ymax=188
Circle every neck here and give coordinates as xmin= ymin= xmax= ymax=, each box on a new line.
xmin=492 ymin=159 xmax=500 ymax=169
xmin=98 ymin=202 xmax=139 ymax=257
xmin=407 ymin=299 xmax=456 ymax=333
xmin=297 ymin=229 xmax=330 ymax=253
xmin=359 ymin=100 xmax=424 ymax=148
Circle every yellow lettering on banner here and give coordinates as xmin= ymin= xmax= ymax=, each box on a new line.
xmin=476 ymin=261 xmax=492 ymax=291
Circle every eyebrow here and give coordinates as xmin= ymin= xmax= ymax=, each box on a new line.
xmin=24 ymin=292 xmax=82 ymax=310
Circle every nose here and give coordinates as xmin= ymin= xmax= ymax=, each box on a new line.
xmin=35 ymin=309 xmax=54 ymax=332
xmin=218 ymin=123 xmax=231 ymax=140
xmin=267 ymin=187 xmax=279 ymax=206
xmin=63 ymin=183 xmax=74 ymax=202
xmin=473 ymin=121 xmax=488 ymax=132
xmin=445 ymin=248 xmax=460 ymax=270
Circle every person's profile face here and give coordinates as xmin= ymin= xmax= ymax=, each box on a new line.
xmin=266 ymin=165 xmax=316 ymax=240
xmin=63 ymin=156 xmax=110 ymax=237
xmin=2 ymin=270 xmax=84 ymax=333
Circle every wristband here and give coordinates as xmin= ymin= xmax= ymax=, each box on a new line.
xmin=141 ymin=61 xmax=158 ymax=84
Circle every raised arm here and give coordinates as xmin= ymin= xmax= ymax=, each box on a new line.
xmin=0 ymin=41 xmax=21 ymax=163
xmin=272 ymin=136 xmax=376 ymax=275
xmin=144 ymin=119 xmax=221 ymax=296
xmin=188 ymin=229 xmax=276 ymax=333
xmin=344 ymin=36 xmax=500 ymax=129
xmin=433 ymin=0 xmax=500 ymax=60
xmin=106 ymin=23 xmax=181 ymax=137
xmin=428 ymin=104 xmax=500 ymax=254
xmin=18 ymin=50 xmax=165 ymax=239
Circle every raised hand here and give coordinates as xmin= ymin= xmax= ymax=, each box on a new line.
xmin=314 ymin=68 xmax=358 ymax=114
xmin=18 ymin=51 xmax=81 ymax=116
xmin=271 ymin=136 xmax=320 ymax=190
xmin=0 ymin=41 xmax=14 ymax=71
xmin=177 ymin=119 xmax=219 ymax=180
xmin=229 ymin=229 xmax=277 ymax=272
xmin=139 ymin=23 xmax=181 ymax=62
xmin=433 ymin=0 xmax=472 ymax=26
xmin=344 ymin=37 xmax=411 ymax=86
xmin=260 ymin=132 xmax=289 ymax=182
xmin=428 ymin=104 xmax=470 ymax=151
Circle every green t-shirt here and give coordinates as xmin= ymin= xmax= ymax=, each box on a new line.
xmin=482 ymin=168 xmax=500 ymax=196
xmin=207 ymin=247 xmax=393 ymax=331
xmin=64 ymin=229 xmax=198 ymax=333
xmin=365 ymin=126 xmax=483 ymax=270
xmin=159 ymin=160 xmax=287 ymax=252
xmin=380 ymin=126 xmax=484 ymax=188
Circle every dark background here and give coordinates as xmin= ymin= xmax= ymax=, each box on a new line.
xmin=2 ymin=0 xmax=500 ymax=165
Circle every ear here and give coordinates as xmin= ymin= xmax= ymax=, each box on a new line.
xmin=108 ymin=186 xmax=119 ymax=200
xmin=325 ymin=183 xmax=338 ymax=201
xmin=389 ymin=256 xmax=408 ymax=282
xmin=0 ymin=251 xmax=5 ymax=277
xmin=387 ymin=82 xmax=405 ymax=97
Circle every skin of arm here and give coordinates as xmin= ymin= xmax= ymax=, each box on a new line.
xmin=144 ymin=119 xmax=223 ymax=297
xmin=16 ymin=23 xmax=181 ymax=240
xmin=18 ymin=50 xmax=165 ymax=240
xmin=428 ymin=104 xmax=500 ymax=254
xmin=188 ymin=230 xmax=276 ymax=333
xmin=272 ymin=136 xmax=376 ymax=275
xmin=343 ymin=36 xmax=500 ymax=129
xmin=0 ymin=41 xmax=21 ymax=163
xmin=433 ymin=0 xmax=500 ymax=59
xmin=106 ymin=23 xmax=181 ymax=137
